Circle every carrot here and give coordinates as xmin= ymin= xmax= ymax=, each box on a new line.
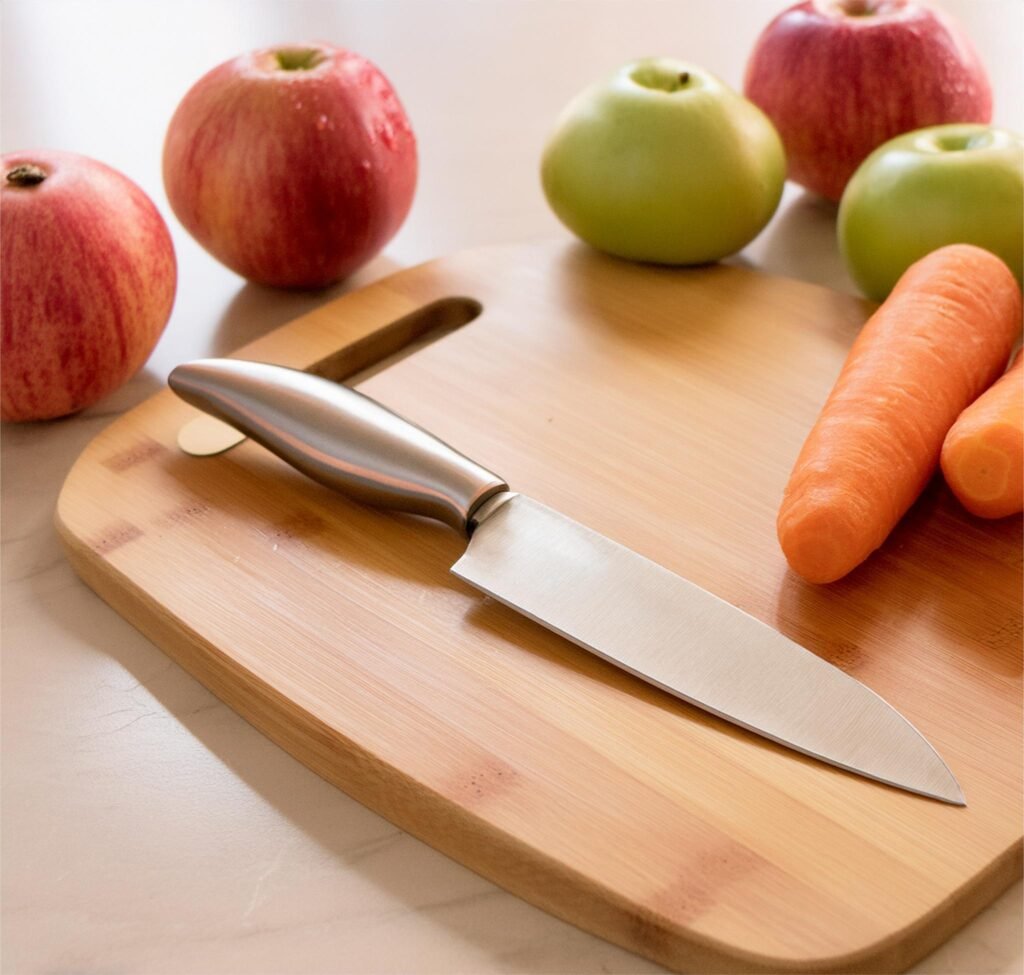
xmin=778 ymin=244 xmax=1022 ymax=584
xmin=940 ymin=349 xmax=1023 ymax=519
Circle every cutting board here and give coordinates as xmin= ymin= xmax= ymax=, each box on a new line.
xmin=56 ymin=241 xmax=1022 ymax=974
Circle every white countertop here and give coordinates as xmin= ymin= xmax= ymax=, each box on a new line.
xmin=3 ymin=2 xmax=1021 ymax=972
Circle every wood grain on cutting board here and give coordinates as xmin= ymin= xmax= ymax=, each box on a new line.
xmin=56 ymin=241 xmax=1022 ymax=973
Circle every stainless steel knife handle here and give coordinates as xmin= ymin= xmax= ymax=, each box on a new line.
xmin=168 ymin=358 xmax=509 ymax=534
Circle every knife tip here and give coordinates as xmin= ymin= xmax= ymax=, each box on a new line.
xmin=941 ymin=781 xmax=967 ymax=807
xmin=913 ymin=757 xmax=966 ymax=802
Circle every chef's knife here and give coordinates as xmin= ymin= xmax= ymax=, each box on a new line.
xmin=169 ymin=358 xmax=965 ymax=805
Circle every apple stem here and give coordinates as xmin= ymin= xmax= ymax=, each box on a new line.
xmin=629 ymin=64 xmax=695 ymax=93
xmin=274 ymin=48 xmax=326 ymax=71
xmin=5 ymin=164 xmax=47 ymax=187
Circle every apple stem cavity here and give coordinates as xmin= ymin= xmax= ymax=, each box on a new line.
xmin=630 ymin=64 xmax=695 ymax=93
xmin=274 ymin=47 xmax=326 ymax=72
xmin=824 ymin=0 xmax=907 ymax=17
xmin=926 ymin=130 xmax=996 ymax=152
xmin=5 ymin=164 xmax=47 ymax=188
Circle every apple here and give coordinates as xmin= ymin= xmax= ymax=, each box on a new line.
xmin=838 ymin=123 xmax=1023 ymax=300
xmin=540 ymin=59 xmax=785 ymax=266
xmin=743 ymin=0 xmax=993 ymax=202
xmin=1 ymin=150 xmax=177 ymax=423
xmin=163 ymin=43 xmax=416 ymax=289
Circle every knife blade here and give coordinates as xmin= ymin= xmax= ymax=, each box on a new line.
xmin=168 ymin=358 xmax=965 ymax=805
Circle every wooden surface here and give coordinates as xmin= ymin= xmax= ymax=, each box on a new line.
xmin=55 ymin=241 xmax=1022 ymax=973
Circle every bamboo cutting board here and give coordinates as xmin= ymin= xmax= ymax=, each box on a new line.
xmin=56 ymin=241 xmax=1022 ymax=973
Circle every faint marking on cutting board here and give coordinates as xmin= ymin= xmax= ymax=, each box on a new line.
xmin=448 ymin=757 xmax=521 ymax=808
xmin=646 ymin=844 xmax=767 ymax=928
xmin=158 ymin=501 xmax=213 ymax=529
xmin=90 ymin=521 xmax=143 ymax=555
xmin=103 ymin=437 xmax=168 ymax=472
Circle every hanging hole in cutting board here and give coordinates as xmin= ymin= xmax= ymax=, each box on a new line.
xmin=177 ymin=295 xmax=483 ymax=456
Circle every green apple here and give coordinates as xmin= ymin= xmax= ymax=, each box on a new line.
xmin=838 ymin=124 xmax=1024 ymax=301
xmin=540 ymin=58 xmax=785 ymax=265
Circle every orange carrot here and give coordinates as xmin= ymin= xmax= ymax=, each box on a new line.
xmin=778 ymin=244 xmax=1022 ymax=584
xmin=940 ymin=349 xmax=1023 ymax=519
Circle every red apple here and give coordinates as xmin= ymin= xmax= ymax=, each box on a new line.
xmin=1 ymin=150 xmax=177 ymax=423
xmin=163 ymin=43 xmax=417 ymax=289
xmin=743 ymin=0 xmax=992 ymax=201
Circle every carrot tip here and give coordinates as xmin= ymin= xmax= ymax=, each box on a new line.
xmin=779 ymin=506 xmax=870 ymax=584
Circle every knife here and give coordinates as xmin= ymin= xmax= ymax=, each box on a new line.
xmin=168 ymin=358 xmax=965 ymax=805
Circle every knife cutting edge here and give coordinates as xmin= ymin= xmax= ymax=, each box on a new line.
xmin=168 ymin=358 xmax=965 ymax=806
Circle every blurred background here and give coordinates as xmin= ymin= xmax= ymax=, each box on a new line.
xmin=4 ymin=0 xmax=1021 ymax=386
